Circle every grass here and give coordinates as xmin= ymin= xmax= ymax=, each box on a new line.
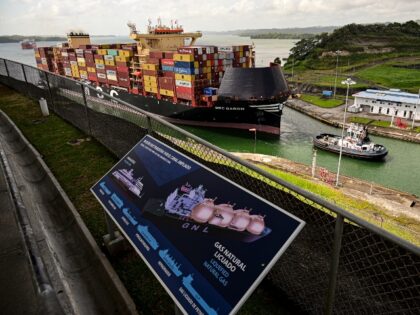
xmin=356 ymin=63 xmax=420 ymax=93
xmin=300 ymin=94 xmax=344 ymax=108
xmin=349 ymin=117 xmax=391 ymax=128
xmin=0 ymin=85 xmax=295 ymax=314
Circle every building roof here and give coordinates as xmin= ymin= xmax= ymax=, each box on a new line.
xmin=353 ymin=89 xmax=420 ymax=105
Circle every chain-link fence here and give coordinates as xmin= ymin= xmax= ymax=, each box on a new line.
xmin=0 ymin=58 xmax=419 ymax=314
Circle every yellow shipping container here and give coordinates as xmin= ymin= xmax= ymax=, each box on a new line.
xmin=71 ymin=65 xmax=79 ymax=71
xmin=141 ymin=64 xmax=159 ymax=71
xmin=174 ymin=54 xmax=194 ymax=62
xmin=159 ymin=89 xmax=174 ymax=97
xmin=206 ymin=73 xmax=212 ymax=80
xmin=115 ymin=55 xmax=130 ymax=62
xmin=175 ymin=73 xmax=195 ymax=82
xmin=95 ymin=59 xmax=104 ymax=65
xmin=77 ymin=61 xmax=86 ymax=67
xmin=72 ymin=71 xmax=80 ymax=78
xmin=35 ymin=52 xmax=40 ymax=58
xmin=105 ymin=60 xmax=115 ymax=66
xmin=77 ymin=57 xmax=85 ymax=63
xmin=118 ymin=50 xmax=133 ymax=57
xmin=87 ymin=67 xmax=96 ymax=73
xmin=79 ymin=70 xmax=87 ymax=76
xmin=144 ymin=86 xmax=158 ymax=93
xmin=207 ymin=60 xmax=211 ymax=67
xmin=143 ymin=80 xmax=158 ymax=88
xmin=143 ymin=75 xmax=158 ymax=82
xmin=98 ymin=49 xmax=108 ymax=55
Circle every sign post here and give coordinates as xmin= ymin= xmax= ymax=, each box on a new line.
xmin=91 ymin=135 xmax=305 ymax=315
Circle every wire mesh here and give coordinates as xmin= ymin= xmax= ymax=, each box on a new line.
xmin=0 ymin=58 xmax=419 ymax=314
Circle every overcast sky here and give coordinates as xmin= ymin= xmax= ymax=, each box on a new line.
xmin=1 ymin=0 xmax=419 ymax=35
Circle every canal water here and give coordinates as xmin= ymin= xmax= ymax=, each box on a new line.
xmin=183 ymin=106 xmax=420 ymax=196
xmin=1 ymin=36 xmax=418 ymax=196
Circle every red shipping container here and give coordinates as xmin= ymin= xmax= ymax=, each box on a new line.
xmin=116 ymin=65 xmax=130 ymax=73
xmin=147 ymin=58 xmax=160 ymax=65
xmin=121 ymin=45 xmax=136 ymax=51
xmin=96 ymin=68 xmax=106 ymax=74
xmin=105 ymin=65 xmax=117 ymax=71
xmin=143 ymin=70 xmax=159 ymax=76
xmin=88 ymin=74 xmax=98 ymax=81
xmin=161 ymin=59 xmax=175 ymax=66
xmin=116 ymin=61 xmax=130 ymax=67
xmin=94 ymin=54 xmax=103 ymax=60
xmin=176 ymin=86 xmax=194 ymax=94
xmin=163 ymin=72 xmax=175 ymax=78
xmin=117 ymin=71 xmax=130 ymax=79
xmin=163 ymin=51 xmax=174 ymax=59
xmin=108 ymin=79 xmax=119 ymax=85
xmin=149 ymin=51 xmax=164 ymax=59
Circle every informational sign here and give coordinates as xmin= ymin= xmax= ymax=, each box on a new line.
xmin=91 ymin=135 xmax=305 ymax=315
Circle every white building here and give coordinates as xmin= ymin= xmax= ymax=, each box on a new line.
xmin=353 ymin=89 xmax=420 ymax=121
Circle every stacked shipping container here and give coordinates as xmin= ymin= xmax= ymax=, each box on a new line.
xmin=35 ymin=43 xmax=253 ymax=106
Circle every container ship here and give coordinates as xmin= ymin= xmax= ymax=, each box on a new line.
xmin=34 ymin=20 xmax=290 ymax=136
xmin=21 ymin=39 xmax=36 ymax=49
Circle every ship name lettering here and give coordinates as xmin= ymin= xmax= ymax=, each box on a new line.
xmin=158 ymin=261 xmax=171 ymax=277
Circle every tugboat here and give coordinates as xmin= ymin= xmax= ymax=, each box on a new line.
xmin=313 ymin=124 xmax=388 ymax=161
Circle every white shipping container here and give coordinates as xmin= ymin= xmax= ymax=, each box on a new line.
xmin=175 ymin=80 xmax=192 ymax=88
xmin=80 ymin=73 xmax=88 ymax=79
xmin=239 ymin=57 xmax=246 ymax=63
xmin=197 ymin=47 xmax=203 ymax=55
xmin=64 ymin=68 xmax=72 ymax=75
xmin=70 ymin=60 xmax=78 ymax=66
xmin=61 ymin=52 xmax=68 ymax=57
xmin=218 ymin=46 xmax=233 ymax=52
xmin=75 ymin=49 xmax=84 ymax=54
xmin=96 ymin=64 xmax=105 ymax=70
xmin=106 ymin=70 xmax=117 ymax=76
xmin=77 ymin=57 xmax=85 ymax=63
xmin=104 ymin=55 xmax=114 ymax=61
xmin=41 ymin=57 xmax=47 ymax=65
xmin=107 ymin=75 xmax=117 ymax=81
xmin=97 ymin=73 xmax=106 ymax=79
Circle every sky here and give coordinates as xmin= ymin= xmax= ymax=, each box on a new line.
xmin=0 ymin=0 xmax=419 ymax=35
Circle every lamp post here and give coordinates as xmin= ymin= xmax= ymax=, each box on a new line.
xmin=411 ymin=88 xmax=420 ymax=129
xmin=333 ymin=50 xmax=341 ymax=99
xmin=336 ymin=78 xmax=356 ymax=187
xmin=249 ymin=128 xmax=257 ymax=153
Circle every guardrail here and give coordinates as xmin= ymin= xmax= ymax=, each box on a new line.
xmin=0 ymin=58 xmax=419 ymax=314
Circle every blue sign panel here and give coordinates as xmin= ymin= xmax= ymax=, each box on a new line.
xmin=91 ymin=135 xmax=305 ymax=315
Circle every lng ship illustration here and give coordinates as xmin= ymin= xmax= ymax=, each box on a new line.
xmin=137 ymin=224 xmax=159 ymax=250
xmin=182 ymin=274 xmax=218 ymax=315
xmin=159 ymin=249 xmax=183 ymax=277
xmin=112 ymin=168 xmax=144 ymax=197
xmin=33 ymin=20 xmax=291 ymax=137
xmin=143 ymin=183 xmax=271 ymax=243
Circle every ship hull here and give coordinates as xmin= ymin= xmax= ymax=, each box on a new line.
xmin=90 ymin=86 xmax=283 ymax=136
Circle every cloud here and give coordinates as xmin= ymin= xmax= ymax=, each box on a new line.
xmin=1 ymin=0 xmax=419 ymax=34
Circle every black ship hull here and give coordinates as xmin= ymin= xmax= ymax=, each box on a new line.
xmin=92 ymin=86 xmax=283 ymax=136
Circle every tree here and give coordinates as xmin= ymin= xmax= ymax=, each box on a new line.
xmin=273 ymin=57 xmax=281 ymax=65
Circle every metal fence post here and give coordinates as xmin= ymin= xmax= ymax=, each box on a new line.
xmin=21 ymin=64 xmax=30 ymax=97
xmin=44 ymin=72 xmax=56 ymax=112
xmin=325 ymin=214 xmax=344 ymax=315
xmin=146 ymin=115 xmax=153 ymax=135
xmin=105 ymin=213 xmax=117 ymax=241
xmin=4 ymin=59 xmax=10 ymax=77
xmin=80 ymin=84 xmax=93 ymax=136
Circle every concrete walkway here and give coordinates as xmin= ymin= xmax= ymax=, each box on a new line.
xmin=286 ymin=98 xmax=420 ymax=143
xmin=0 ymin=148 xmax=40 ymax=314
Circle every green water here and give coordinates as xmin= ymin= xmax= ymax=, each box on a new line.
xmin=183 ymin=107 xmax=420 ymax=196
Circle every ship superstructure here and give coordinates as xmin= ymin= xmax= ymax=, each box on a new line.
xmin=165 ymin=183 xmax=206 ymax=216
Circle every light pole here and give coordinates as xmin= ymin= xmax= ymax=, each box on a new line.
xmin=336 ymin=78 xmax=356 ymax=187
xmin=333 ymin=50 xmax=341 ymax=99
xmin=249 ymin=128 xmax=257 ymax=153
xmin=411 ymin=88 xmax=420 ymax=129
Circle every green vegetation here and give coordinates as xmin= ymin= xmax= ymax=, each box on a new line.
xmin=0 ymin=35 xmax=66 ymax=43
xmin=247 ymin=33 xmax=314 ymax=39
xmin=284 ymin=21 xmax=420 ymax=94
xmin=356 ymin=63 xmax=420 ymax=93
xmin=300 ymin=94 xmax=343 ymax=108
xmin=0 ymin=85 xmax=294 ymax=314
xmin=349 ymin=117 xmax=392 ymax=128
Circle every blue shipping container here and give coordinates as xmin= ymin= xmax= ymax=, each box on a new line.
xmin=203 ymin=87 xmax=218 ymax=96
xmin=174 ymin=61 xmax=195 ymax=69
xmin=174 ymin=67 xmax=195 ymax=75
xmin=162 ymin=65 xmax=174 ymax=72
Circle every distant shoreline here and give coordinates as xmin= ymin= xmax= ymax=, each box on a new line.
xmin=0 ymin=35 xmax=66 ymax=43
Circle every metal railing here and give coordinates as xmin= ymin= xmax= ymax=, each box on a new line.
xmin=0 ymin=58 xmax=419 ymax=314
